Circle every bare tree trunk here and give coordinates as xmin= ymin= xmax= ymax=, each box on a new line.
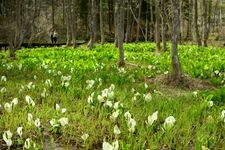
xmin=171 ymin=0 xmax=182 ymax=81
xmin=11 ymin=0 xmax=22 ymax=58
xmin=125 ymin=0 xmax=131 ymax=43
xmin=179 ymin=0 xmax=183 ymax=43
xmin=114 ymin=0 xmax=119 ymax=47
xmin=186 ymin=0 xmax=192 ymax=40
xmin=161 ymin=0 xmax=167 ymax=51
xmin=51 ymin=0 xmax=55 ymax=30
xmin=100 ymin=0 xmax=105 ymax=44
xmin=145 ymin=11 xmax=148 ymax=42
xmin=202 ymin=0 xmax=207 ymax=46
xmin=212 ymin=0 xmax=219 ymax=32
xmin=66 ymin=0 xmax=71 ymax=46
xmin=149 ymin=0 xmax=154 ymax=41
xmin=130 ymin=6 xmax=145 ymax=41
xmin=205 ymin=0 xmax=212 ymax=45
xmin=63 ymin=0 xmax=65 ymax=25
xmin=87 ymin=0 xmax=97 ymax=48
xmin=219 ymin=0 xmax=222 ymax=30
xmin=71 ymin=0 xmax=77 ymax=48
xmin=194 ymin=0 xmax=201 ymax=46
xmin=155 ymin=0 xmax=160 ymax=53
xmin=108 ymin=0 xmax=113 ymax=34
xmin=136 ymin=0 xmax=142 ymax=42
xmin=28 ymin=0 xmax=38 ymax=47
xmin=117 ymin=0 xmax=125 ymax=67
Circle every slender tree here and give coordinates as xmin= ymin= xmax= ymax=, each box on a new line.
xmin=194 ymin=0 xmax=201 ymax=46
xmin=117 ymin=0 xmax=125 ymax=67
xmin=100 ymin=0 xmax=105 ymax=44
xmin=71 ymin=0 xmax=77 ymax=48
xmin=136 ymin=0 xmax=142 ymax=42
xmin=114 ymin=0 xmax=119 ymax=47
xmin=161 ymin=0 xmax=167 ymax=51
xmin=125 ymin=0 xmax=131 ymax=43
xmin=186 ymin=0 xmax=193 ymax=40
xmin=66 ymin=0 xmax=71 ymax=46
xmin=171 ymin=0 xmax=182 ymax=81
xmin=87 ymin=0 xmax=97 ymax=48
xmin=51 ymin=0 xmax=55 ymax=30
xmin=155 ymin=0 xmax=160 ymax=53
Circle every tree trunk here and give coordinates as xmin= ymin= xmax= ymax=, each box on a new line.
xmin=161 ymin=0 xmax=167 ymax=51
xmin=145 ymin=11 xmax=148 ymax=42
xmin=136 ymin=0 xmax=142 ymax=42
xmin=155 ymin=0 xmax=160 ymax=53
xmin=194 ymin=0 xmax=201 ymax=46
xmin=125 ymin=0 xmax=131 ymax=43
xmin=171 ymin=0 xmax=182 ymax=81
xmin=100 ymin=0 xmax=105 ymax=44
xmin=51 ymin=0 xmax=55 ymax=30
xmin=88 ymin=0 xmax=97 ymax=48
xmin=114 ymin=0 xmax=119 ymax=47
xmin=11 ymin=0 xmax=23 ymax=58
xmin=179 ymin=0 xmax=183 ymax=43
xmin=117 ymin=0 xmax=125 ymax=67
xmin=108 ymin=0 xmax=113 ymax=34
xmin=28 ymin=0 xmax=38 ymax=47
xmin=71 ymin=0 xmax=77 ymax=48
xmin=186 ymin=0 xmax=192 ymax=40
xmin=63 ymin=0 xmax=65 ymax=25
xmin=202 ymin=0 xmax=207 ymax=46
xmin=66 ymin=0 xmax=71 ymax=46
xmin=149 ymin=0 xmax=154 ymax=41
xmin=205 ymin=0 xmax=212 ymax=46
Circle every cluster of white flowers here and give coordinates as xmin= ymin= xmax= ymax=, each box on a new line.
xmin=41 ymin=88 xmax=48 ymax=98
xmin=24 ymin=138 xmax=36 ymax=149
xmin=146 ymin=111 xmax=158 ymax=125
xmin=118 ymin=68 xmax=126 ymax=75
xmin=27 ymin=82 xmax=35 ymax=90
xmin=143 ymin=93 xmax=152 ymax=102
xmin=102 ymin=140 xmax=119 ymax=150
xmin=50 ymin=117 xmax=68 ymax=127
xmin=17 ymin=127 xmax=23 ymax=138
xmin=55 ymin=103 xmax=67 ymax=113
xmin=1 ymin=75 xmax=7 ymax=82
xmin=132 ymin=92 xmax=140 ymax=101
xmin=97 ymin=84 xmax=115 ymax=103
xmin=81 ymin=133 xmax=89 ymax=141
xmin=45 ymin=79 xmax=52 ymax=87
xmin=164 ymin=116 xmax=176 ymax=128
xmin=3 ymin=130 xmax=13 ymax=148
xmin=3 ymin=127 xmax=36 ymax=149
xmin=124 ymin=111 xmax=136 ymax=133
xmin=209 ymin=101 xmax=214 ymax=107
xmin=25 ymin=95 xmax=35 ymax=107
xmin=5 ymin=63 xmax=14 ymax=70
xmin=27 ymin=113 xmax=41 ymax=128
xmin=17 ymin=64 xmax=23 ymax=70
xmin=58 ymin=117 xmax=69 ymax=126
xmin=221 ymin=110 xmax=225 ymax=122
xmin=40 ymin=62 xmax=48 ymax=69
xmin=86 ymin=80 xmax=95 ymax=89
xmin=110 ymin=110 xmax=120 ymax=121
xmin=87 ymin=92 xmax=95 ymax=104
xmin=4 ymin=98 xmax=18 ymax=113
xmin=61 ymin=75 xmax=71 ymax=88
xmin=1 ymin=87 xmax=7 ymax=93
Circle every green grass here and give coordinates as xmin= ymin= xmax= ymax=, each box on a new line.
xmin=0 ymin=43 xmax=225 ymax=149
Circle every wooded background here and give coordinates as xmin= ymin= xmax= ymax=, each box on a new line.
xmin=0 ymin=0 xmax=224 ymax=51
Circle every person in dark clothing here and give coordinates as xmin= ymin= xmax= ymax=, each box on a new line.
xmin=51 ymin=31 xmax=57 ymax=44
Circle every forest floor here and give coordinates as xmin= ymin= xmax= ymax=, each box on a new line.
xmin=0 ymin=43 xmax=225 ymax=149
